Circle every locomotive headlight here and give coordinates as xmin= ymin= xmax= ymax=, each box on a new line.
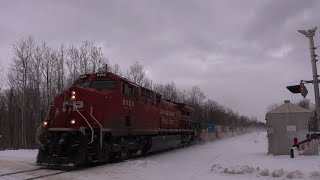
xmin=70 ymin=119 xmax=76 ymax=125
xmin=71 ymin=91 xmax=76 ymax=100
xmin=43 ymin=120 xmax=48 ymax=127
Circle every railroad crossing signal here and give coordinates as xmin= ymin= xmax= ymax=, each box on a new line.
xmin=286 ymin=83 xmax=308 ymax=98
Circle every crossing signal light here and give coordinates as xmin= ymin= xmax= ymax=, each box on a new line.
xmin=300 ymin=84 xmax=308 ymax=98
xmin=286 ymin=83 xmax=308 ymax=98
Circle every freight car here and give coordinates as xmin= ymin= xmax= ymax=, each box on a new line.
xmin=36 ymin=71 xmax=196 ymax=167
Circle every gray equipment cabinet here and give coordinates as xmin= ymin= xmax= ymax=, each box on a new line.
xmin=266 ymin=100 xmax=311 ymax=155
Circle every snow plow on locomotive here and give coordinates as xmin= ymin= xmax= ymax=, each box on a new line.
xmin=36 ymin=72 xmax=196 ymax=167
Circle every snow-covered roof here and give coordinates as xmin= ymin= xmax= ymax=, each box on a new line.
xmin=268 ymin=100 xmax=311 ymax=114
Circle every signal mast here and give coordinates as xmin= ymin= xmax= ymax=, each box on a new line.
xmin=287 ymin=27 xmax=320 ymax=158
xmin=287 ymin=27 xmax=320 ymax=131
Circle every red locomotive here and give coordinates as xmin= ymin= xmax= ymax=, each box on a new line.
xmin=37 ymin=71 xmax=195 ymax=166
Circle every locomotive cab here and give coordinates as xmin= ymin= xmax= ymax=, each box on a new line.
xmin=37 ymin=72 xmax=122 ymax=166
xmin=42 ymin=72 xmax=120 ymax=129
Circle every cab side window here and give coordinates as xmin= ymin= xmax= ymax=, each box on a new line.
xmin=122 ymin=82 xmax=136 ymax=96
xmin=146 ymin=89 xmax=151 ymax=98
xmin=156 ymin=94 xmax=161 ymax=102
xmin=141 ymin=88 xmax=146 ymax=97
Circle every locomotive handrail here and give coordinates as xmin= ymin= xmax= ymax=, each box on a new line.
xmin=90 ymin=106 xmax=103 ymax=149
xmin=75 ymin=107 xmax=94 ymax=144
xmin=36 ymin=124 xmax=43 ymax=144
xmin=36 ymin=105 xmax=54 ymax=144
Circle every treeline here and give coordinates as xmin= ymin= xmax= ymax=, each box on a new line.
xmin=0 ymin=36 xmax=264 ymax=149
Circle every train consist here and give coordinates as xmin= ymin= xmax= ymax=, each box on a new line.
xmin=36 ymin=71 xmax=196 ymax=167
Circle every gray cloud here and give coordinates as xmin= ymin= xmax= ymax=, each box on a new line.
xmin=0 ymin=0 xmax=320 ymax=121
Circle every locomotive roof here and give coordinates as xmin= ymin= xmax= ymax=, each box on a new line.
xmin=75 ymin=72 xmax=138 ymax=85
xmin=75 ymin=71 xmax=193 ymax=111
xmin=75 ymin=72 xmax=156 ymax=92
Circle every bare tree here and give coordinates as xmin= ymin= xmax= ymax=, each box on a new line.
xmin=57 ymin=45 xmax=66 ymax=92
xmin=203 ymin=99 xmax=226 ymax=124
xmin=42 ymin=43 xmax=55 ymax=107
xmin=89 ymin=45 xmax=105 ymax=74
xmin=66 ymin=46 xmax=80 ymax=85
xmin=188 ymin=86 xmax=206 ymax=106
xmin=143 ymin=78 xmax=153 ymax=89
xmin=0 ymin=64 xmax=4 ymax=88
xmin=266 ymin=103 xmax=282 ymax=113
xmin=79 ymin=41 xmax=91 ymax=74
xmin=296 ymin=99 xmax=311 ymax=110
xmin=109 ymin=63 xmax=122 ymax=76
xmin=126 ymin=61 xmax=146 ymax=86
xmin=11 ymin=36 xmax=35 ymax=148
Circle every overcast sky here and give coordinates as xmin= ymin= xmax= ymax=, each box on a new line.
xmin=1 ymin=0 xmax=320 ymax=121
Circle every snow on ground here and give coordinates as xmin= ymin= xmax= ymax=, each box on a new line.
xmin=0 ymin=150 xmax=37 ymax=176
xmin=1 ymin=131 xmax=320 ymax=179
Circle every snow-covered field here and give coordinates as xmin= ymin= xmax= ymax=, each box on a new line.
xmin=1 ymin=131 xmax=320 ymax=180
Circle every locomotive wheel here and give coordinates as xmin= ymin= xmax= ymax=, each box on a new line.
xmin=72 ymin=145 xmax=87 ymax=166
xmin=100 ymin=142 xmax=111 ymax=162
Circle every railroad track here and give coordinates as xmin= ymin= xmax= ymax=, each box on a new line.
xmin=0 ymin=167 xmax=70 ymax=180
xmin=0 ymin=145 xmax=194 ymax=179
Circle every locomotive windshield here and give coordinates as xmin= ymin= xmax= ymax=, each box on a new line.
xmin=91 ymin=80 xmax=117 ymax=89
xmin=74 ymin=82 xmax=90 ymax=88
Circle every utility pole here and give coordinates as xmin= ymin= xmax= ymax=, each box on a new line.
xmin=298 ymin=27 xmax=320 ymax=131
